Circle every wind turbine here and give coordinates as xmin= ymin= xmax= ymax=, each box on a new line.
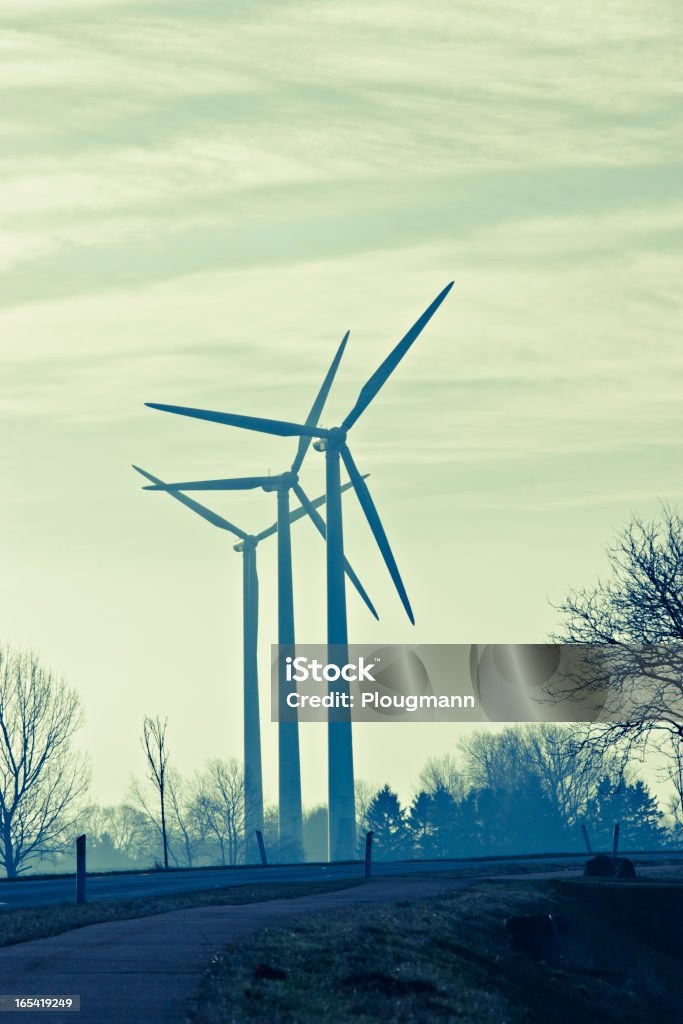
xmin=142 ymin=333 xmax=378 ymax=860
xmin=132 ymin=465 xmax=364 ymax=862
xmin=144 ymin=284 xmax=453 ymax=860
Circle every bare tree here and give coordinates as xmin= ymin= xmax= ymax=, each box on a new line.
xmin=78 ymin=803 xmax=108 ymax=842
xmin=167 ymin=770 xmax=205 ymax=867
xmin=0 ymin=645 xmax=89 ymax=877
xmin=261 ymin=802 xmax=279 ymax=859
xmin=132 ymin=715 xmax=170 ymax=869
xmin=553 ymin=506 xmax=683 ymax=784
xmin=458 ymin=725 xmax=620 ymax=829
xmin=79 ymin=802 xmax=156 ymax=864
xmin=355 ymin=778 xmax=379 ymax=836
xmin=192 ymin=759 xmax=245 ymax=865
xmin=458 ymin=728 xmax=523 ymax=790
xmin=105 ymin=803 xmax=157 ymax=862
xmin=521 ymin=724 xmax=622 ymax=828
xmin=419 ymin=754 xmax=464 ymax=800
xmin=663 ymin=736 xmax=683 ymax=838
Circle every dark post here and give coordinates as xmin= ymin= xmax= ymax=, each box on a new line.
xmin=580 ymin=823 xmax=592 ymax=854
xmin=364 ymin=831 xmax=373 ymax=879
xmin=76 ymin=834 xmax=86 ymax=904
xmin=612 ymin=822 xmax=620 ymax=859
xmin=256 ymin=829 xmax=268 ymax=866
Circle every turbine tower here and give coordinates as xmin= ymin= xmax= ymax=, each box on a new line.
xmin=143 ymin=333 xmax=378 ymax=860
xmin=132 ymin=465 xmax=359 ymax=862
xmin=144 ymin=283 xmax=453 ymax=860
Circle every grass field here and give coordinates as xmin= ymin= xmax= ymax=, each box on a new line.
xmin=0 ymin=880 xmax=360 ymax=948
xmin=191 ymin=879 xmax=682 ymax=1023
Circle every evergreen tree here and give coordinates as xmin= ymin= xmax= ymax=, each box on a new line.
xmin=407 ymin=791 xmax=435 ymax=857
xmin=408 ymin=785 xmax=475 ymax=860
xmin=365 ymin=785 xmax=410 ymax=860
xmin=622 ymin=780 xmax=667 ymax=848
xmin=585 ymin=776 xmax=668 ymax=851
xmin=429 ymin=785 xmax=460 ymax=858
xmin=453 ymin=790 xmax=482 ymax=857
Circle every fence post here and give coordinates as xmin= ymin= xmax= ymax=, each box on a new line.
xmin=255 ymin=829 xmax=268 ymax=866
xmin=76 ymin=834 xmax=86 ymax=905
xmin=580 ymin=823 xmax=592 ymax=854
xmin=364 ymin=831 xmax=373 ymax=879
xmin=612 ymin=822 xmax=620 ymax=859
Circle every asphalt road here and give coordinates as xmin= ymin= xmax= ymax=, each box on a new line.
xmin=0 ymin=850 xmax=679 ymax=910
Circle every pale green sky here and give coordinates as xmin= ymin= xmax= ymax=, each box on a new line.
xmin=1 ymin=0 xmax=681 ymax=809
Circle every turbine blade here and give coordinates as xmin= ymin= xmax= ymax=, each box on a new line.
xmin=132 ymin=465 xmax=248 ymax=539
xmin=293 ymin=481 xmax=379 ymax=621
xmin=254 ymin=479 xmax=356 ymax=542
xmin=341 ymin=282 xmax=454 ymax=431
xmin=340 ymin=445 xmax=414 ymax=624
xmin=291 ymin=331 xmax=349 ymax=474
xmin=143 ymin=475 xmax=270 ymax=492
xmin=253 ymin=523 xmax=276 ymax=543
xmin=145 ymin=403 xmax=327 ymax=439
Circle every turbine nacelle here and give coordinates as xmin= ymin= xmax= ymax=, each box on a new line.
xmin=313 ymin=427 xmax=347 ymax=452
xmin=234 ymin=536 xmax=257 ymax=553
xmin=261 ymin=470 xmax=299 ymax=492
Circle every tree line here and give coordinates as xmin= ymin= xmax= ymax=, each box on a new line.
xmin=24 ymin=722 xmax=683 ymax=874
xmin=359 ymin=730 xmax=672 ymax=861
xmin=0 ymin=667 xmax=678 ymax=873
xmin=1 ymin=504 xmax=683 ymax=874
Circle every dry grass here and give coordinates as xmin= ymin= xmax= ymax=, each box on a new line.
xmin=436 ymin=859 xmax=581 ymax=878
xmin=192 ymin=880 xmax=682 ymax=1024
xmin=0 ymin=880 xmax=360 ymax=948
xmin=636 ymin=863 xmax=683 ymax=879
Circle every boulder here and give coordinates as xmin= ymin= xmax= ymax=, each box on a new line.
xmin=583 ymin=854 xmax=637 ymax=879
xmin=614 ymin=856 xmax=637 ymax=879
xmin=583 ymin=854 xmax=615 ymax=877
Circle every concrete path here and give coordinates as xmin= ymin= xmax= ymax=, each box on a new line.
xmin=0 ymin=876 xmax=469 ymax=1024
